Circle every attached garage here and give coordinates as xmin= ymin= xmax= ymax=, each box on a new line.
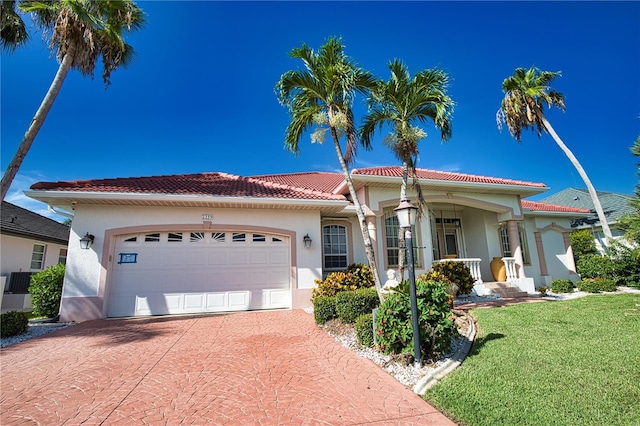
xmin=107 ymin=230 xmax=291 ymax=317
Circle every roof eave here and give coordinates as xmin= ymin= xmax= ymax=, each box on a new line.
xmin=24 ymin=190 xmax=349 ymax=211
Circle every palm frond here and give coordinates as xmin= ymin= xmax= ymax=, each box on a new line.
xmin=1 ymin=0 xmax=30 ymax=51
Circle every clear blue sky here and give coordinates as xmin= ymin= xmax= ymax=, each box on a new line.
xmin=2 ymin=1 xmax=639 ymax=219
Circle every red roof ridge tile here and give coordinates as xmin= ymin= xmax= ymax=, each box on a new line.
xmin=352 ymin=166 xmax=547 ymax=188
xmin=242 ymin=174 xmax=344 ymax=200
xmin=522 ymin=200 xmax=591 ymax=213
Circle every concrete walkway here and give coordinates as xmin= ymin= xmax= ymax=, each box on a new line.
xmin=1 ymin=310 xmax=455 ymax=425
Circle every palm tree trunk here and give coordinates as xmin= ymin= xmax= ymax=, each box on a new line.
xmin=397 ymin=162 xmax=409 ymax=281
xmin=1 ymin=46 xmax=75 ymax=200
xmin=537 ymin=112 xmax=614 ymax=243
xmin=330 ymin=126 xmax=384 ymax=301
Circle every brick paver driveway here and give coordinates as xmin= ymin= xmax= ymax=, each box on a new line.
xmin=1 ymin=310 xmax=454 ymax=425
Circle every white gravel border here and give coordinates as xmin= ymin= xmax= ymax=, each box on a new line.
xmin=1 ymin=320 xmax=74 ymax=348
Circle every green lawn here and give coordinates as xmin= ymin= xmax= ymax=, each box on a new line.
xmin=425 ymin=294 xmax=640 ymax=426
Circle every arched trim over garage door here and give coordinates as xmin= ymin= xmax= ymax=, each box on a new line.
xmin=99 ymin=224 xmax=297 ymax=318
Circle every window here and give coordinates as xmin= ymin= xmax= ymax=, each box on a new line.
xmin=168 ymin=232 xmax=183 ymax=242
xmin=190 ymin=232 xmax=205 ymax=242
xmin=252 ymin=234 xmax=266 ymax=242
xmin=30 ymin=244 xmax=46 ymax=269
xmin=384 ymin=211 xmax=401 ymax=267
xmin=384 ymin=207 xmax=422 ymax=268
xmin=211 ymin=232 xmax=226 ymax=242
xmin=323 ymin=225 xmax=347 ymax=270
xmin=58 ymin=248 xmax=67 ymax=265
xmin=232 ymin=233 xmax=246 ymax=243
xmin=499 ymin=222 xmax=530 ymax=264
xmin=124 ymin=236 xmax=137 ymax=243
xmin=144 ymin=233 xmax=160 ymax=242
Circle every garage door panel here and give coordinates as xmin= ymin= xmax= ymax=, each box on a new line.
xmin=228 ymin=291 xmax=251 ymax=308
xmin=109 ymin=231 xmax=291 ymax=317
xmin=228 ymin=251 xmax=249 ymax=265
xmin=250 ymin=251 xmax=269 ymax=264
xmin=208 ymin=252 xmax=228 ymax=266
xmin=206 ymin=293 xmax=226 ymax=309
xmin=269 ymin=249 xmax=289 ymax=265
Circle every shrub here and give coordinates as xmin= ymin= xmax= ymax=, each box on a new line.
xmin=334 ymin=288 xmax=379 ymax=324
xmin=311 ymin=263 xmax=375 ymax=301
xmin=570 ymin=229 xmax=598 ymax=259
xmin=428 ymin=261 xmax=475 ymax=296
xmin=375 ymin=279 xmax=459 ymax=361
xmin=1 ymin=310 xmax=29 ymax=338
xmin=418 ymin=270 xmax=458 ymax=300
xmin=538 ymin=286 xmax=548 ymax=297
xmin=313 ymin=296 xmax=337 ymax=325
xmin=577 ymin=254 xmax=615 ymax=280
xmin=551 ymin=279 xmax=575 ymax=294
xmin=355 ymin=313 xmax=374 ymax=347
xmin=577 ymin=278 xmax=618 ymax=293
xmin=28 ymin=263 xmax=65 ymax=318
xmin=609 ymin=244 xmax=640 ymax=288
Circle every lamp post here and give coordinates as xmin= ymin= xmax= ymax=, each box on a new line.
xmin=394 ymin=199 xmax=421 ymax=366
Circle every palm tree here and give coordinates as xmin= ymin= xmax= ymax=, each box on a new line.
xmin=275 ymin=37 xmax=385 ymax=298
xmin=1 ymin=0 xmax=29 ymax=51
xmin=361 ymin=59 xmax=454 ymax=279
xmin=0 ymin=0 xmax=145 ymax=200
xmin=497 ymin=67 xmax=613 ymax=243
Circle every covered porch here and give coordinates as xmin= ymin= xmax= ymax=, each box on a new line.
xmin=421 ymin=197 xmax=537 ymax=295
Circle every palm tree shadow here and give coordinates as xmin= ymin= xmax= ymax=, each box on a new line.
xmin=467 ymin=333 xmax=505 ymax=357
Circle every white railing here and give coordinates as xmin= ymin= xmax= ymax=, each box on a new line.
xmin=433 ymin=258 xmax=483 ymax=284
xmin=502 ymin=257 xmax=518 ymax=282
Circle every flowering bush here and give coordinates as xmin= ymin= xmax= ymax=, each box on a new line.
xmin=428 ymin=261 xmax=475 ymax=296
xmin=375 ymin=279 xmax=459 ymax=361
xmin=311 ymin=263 xmax=374 ymax=301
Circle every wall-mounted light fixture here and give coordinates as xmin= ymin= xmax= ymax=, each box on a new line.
xmin=303 ymin=234 xmax=312 ymax=249
xmin=79 ymin=233 xmax=95 ymax=250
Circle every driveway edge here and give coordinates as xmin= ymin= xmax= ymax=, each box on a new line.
xmin=413 ymin=312 xmax=476 ymax=395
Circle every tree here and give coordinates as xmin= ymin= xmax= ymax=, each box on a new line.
xmin=275 ymin=37 xmax=385 ymax=299
xmin=1 ymin=0 xmax=29 ymax=51
xmin=617 ymin=136 xmax=640 ymax=244
xmin=496 ymin=67 xmax=613 ymax=243
xmin=0 ymin=0 xmax=145 ymax=200
xmin=361 ymin=59 xmax=453 ymax=279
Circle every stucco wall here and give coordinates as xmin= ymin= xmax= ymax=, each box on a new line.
xmin=0 ymin=233 xmax=68 ymax=312
xmin=532 ymin=217 xmax=575 ymax=282
xmin=0 ymin=234 xmax=67 ymax=280
xmin=63 ymin=204 xmax=323 ymax=320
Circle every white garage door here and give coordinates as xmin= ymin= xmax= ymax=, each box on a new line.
xmin=107 ymin=231 xmax=291 ymax=317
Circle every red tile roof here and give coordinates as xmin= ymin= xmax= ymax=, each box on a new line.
xmin=251 ymin=172 xmax=345 ymax=194
xmin=29 ymin=172 xmax=347 ymax=201
xmin=522 ymin=200 xmax=591 ymax=213
xmin=352 ymin=166 xmax=548 ymax=188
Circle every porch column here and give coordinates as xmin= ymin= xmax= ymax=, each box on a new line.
xmin=563 ymin=232 xmax=577 ymax=274
xmin=534 ymin=231 xmax=548 ymax=276
xmin=507 ymin=220 xmax=526 ymax=278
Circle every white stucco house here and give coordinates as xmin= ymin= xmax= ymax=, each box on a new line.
xmin=1 ymin=201 xmax=70 ymax=313
xmin=25 ymin=166 xmax=590 ymax=322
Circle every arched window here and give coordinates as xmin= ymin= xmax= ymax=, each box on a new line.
xmin=322 ymin=224 xmax=348 ymax=270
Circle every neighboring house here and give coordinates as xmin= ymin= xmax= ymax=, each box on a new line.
xmin=1 ymin=201 xmax=70 ymax=313
xmin=540 ymin=188 xmax=634 ymax=250
xmin=25 ymin=166 xmax=590 ymax=322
